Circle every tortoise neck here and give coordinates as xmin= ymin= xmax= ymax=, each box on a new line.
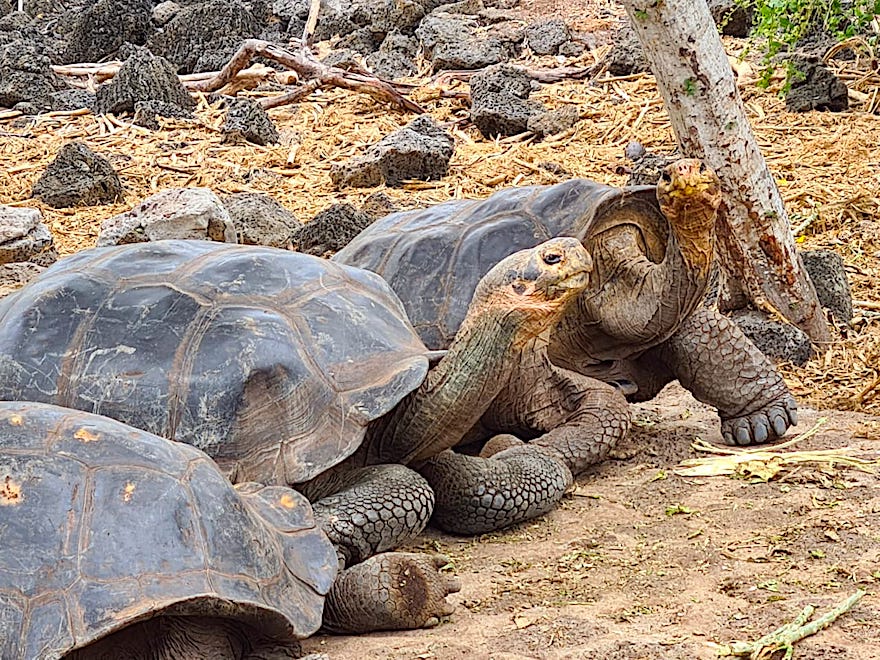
xmin=369 ymin=308 xmax=535 ymax=465
xmin=661 ymin=198 xmax=717 ymax=279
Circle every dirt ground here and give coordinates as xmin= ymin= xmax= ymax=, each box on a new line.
xmin=304 ymin=384 xmax=880 ymax=659
xmin=1 ymin=1 xmax=879 ymax=659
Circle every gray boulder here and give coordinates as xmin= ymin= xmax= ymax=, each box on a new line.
xmin=470 ymin=63 xmax=544 ymax=137
xmin=223 ymin=192 xmax=299 ymax=247
xmin=146 ymin=0 xmax=262 ymax=74
xmin=729 ymin=309 xmax=814 ymax=366
xmin=524 ymin=18 xmax=570 ymax=55
xmin=0 ymin=40 xmax=67 ymax=109
xmin=97 ymin=187 xmax=237 ymax=246
xmin=222 ymin=97 xmax=279 ymax=146
xmin=801 ymin=249 xmax=853 ymax=324
xmin=96 ymin=48 xmax=195 ymax=115
xmin=330 ymin=115 xmax=454 ymax=188
xmin=31 ymin=142 xmax=123 ymax=208
xmin=784 ymin=55 xmax=849 ymax=112
xmin=62 ymin=0 xmax=153 ymax=64
xmin=0 ymin=206 xmax=57 ymax=266
xmin=292 ymin=203 xmax=375 ymax=256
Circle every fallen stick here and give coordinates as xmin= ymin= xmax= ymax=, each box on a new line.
xmin=189 ymin=39 xmax=425 ymax=113
xmin=711 ymin=590 xmax=866 ymax=660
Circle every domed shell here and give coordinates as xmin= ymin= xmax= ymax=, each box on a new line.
xmin=0 ymin=240 xmax=430 ymax=484
xmin=0 ymin=401 xmax=337 ymax=660
xmin=334 ymin=179 xmax=663 ymax=350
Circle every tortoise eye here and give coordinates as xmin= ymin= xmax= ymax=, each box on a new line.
xmin=542 ymin=253 xmax=562 ymax=265
xmin=698 ymin=161 xmax=707 ymax=172
xmin=660 ymin=171 xmax=672 ymax=182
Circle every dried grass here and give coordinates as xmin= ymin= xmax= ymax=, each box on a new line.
xmin=1 ymin=27 xmax=878 ymax=415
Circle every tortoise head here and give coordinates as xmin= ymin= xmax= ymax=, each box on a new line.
xmin=656 ymin=158 xmax=722 ymax=238
xmin=468 ymin=237 xmax=593 ymax=339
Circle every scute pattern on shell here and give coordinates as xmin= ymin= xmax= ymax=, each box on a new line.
xmin=0 ymin=240 xmax=430 ymax=485
xmin=334 ymin=179 xmax=663 ymax=350
xmin=0 ymin=401 xmax=336 ymax=660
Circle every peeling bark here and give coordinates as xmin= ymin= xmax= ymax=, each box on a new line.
xmin=620 ymin=0 xmax=830 ymax=344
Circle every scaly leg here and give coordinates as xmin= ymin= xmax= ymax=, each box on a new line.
xmin=308 ymin=464 xmax=460 ymax=633
xmin=648 ymin=306 xmax=798 ymax=446
xmin=419 ymin=359 xmax=630 ymax=535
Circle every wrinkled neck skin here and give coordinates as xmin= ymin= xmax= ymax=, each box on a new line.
xmin=553 ymin=200 xmax=716 ymax=367
xmin=367 ymin=307 xmax=548 ymax=466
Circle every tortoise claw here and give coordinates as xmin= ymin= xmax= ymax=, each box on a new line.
xmin=721 ymin=394 xmax=799 ymax=447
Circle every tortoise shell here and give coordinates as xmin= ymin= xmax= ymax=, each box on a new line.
xmin=0 ymin=400 xmax=337 ymax=659
xmin=334 ymin=179 xmax=663 ymax=349
xmin=0 ymin=240 xmax=430 ymax=484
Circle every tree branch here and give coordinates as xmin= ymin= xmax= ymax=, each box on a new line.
xmin=189 ymin=40 xmax=425 ymax=114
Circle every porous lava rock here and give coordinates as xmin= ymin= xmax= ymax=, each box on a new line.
xmin=0 ymin=206 xmax=57 ymax=266
xmin=31 ymin=142 xmax=123 ymax=208
xmin=729 ymin=309 xmax=814 ymax=366
xmin=222 ymin=192 xmax=299 ymax=247
xmin=221 ymin=97 xmax=279 ymax=145
xmin=132 ymin=100 xmax=194 ymax=130
xmin=291 ymin=203 xmax=375 ymax=256
xmin=96 ymin=187 xmax=237 ymax=246
xmin=470 ymin=63 xmax=544 ymax=137
xmin=801 ymin=249 xmax=853 ymax=324
xmin=0 ymin=40 xmax=67 ymax=109
xmin=784 ymin=55 xmax=849 ymax=112
xmin=524 ymin=18 xmax=570 ymax=55
xmin=605 ymin=23 xmax=650 ymax=76
xmin=146 ymin=0 xmax=263 ymax=74
xmin=330 ymin=115 xmax=454 ymax=188
xmin=95 ymin=48 xmax=194 ymax=115
xmin=527 ymin=105 xmax=580 ymax=138
xmin=62 ymin=0 xmax=153 ymax=64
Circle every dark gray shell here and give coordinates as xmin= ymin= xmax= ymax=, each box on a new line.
xmin=0 ymin=401 xmax=337 ymax=660
xmin=0 ymin=240 xmax=430 ymax=484
xmin=334 ymin=179 xmax=662 ymax=349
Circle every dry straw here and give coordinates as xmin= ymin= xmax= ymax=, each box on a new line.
xmin=1 ymin=26 xmax=878 ymax=414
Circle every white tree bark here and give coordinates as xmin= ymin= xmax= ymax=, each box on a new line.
xmin=619 ymin=0 xmax=831 ymax=343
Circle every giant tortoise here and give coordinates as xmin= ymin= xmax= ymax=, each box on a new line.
xmin=0 ymin=400 xmax=336 ymax=660
xmin=0 ymin=236 xmax=624 ymax=622
xmin=335 ymin=159 xmax=798 ymax=448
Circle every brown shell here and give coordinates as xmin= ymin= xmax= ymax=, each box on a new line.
xmin=334 ymin=179 xmax=664 ymax=349
xmin=0 ymin=401 xmax=337 ymax=659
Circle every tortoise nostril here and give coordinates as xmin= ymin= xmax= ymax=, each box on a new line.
xmin=543 ymin=253 xmax=562 ymax=265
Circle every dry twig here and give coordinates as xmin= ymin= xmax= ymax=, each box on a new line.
xmin=189 ymin=40 xmax=424 ymax=113
xmin=711 ymin=590 xmax=866 ymax=660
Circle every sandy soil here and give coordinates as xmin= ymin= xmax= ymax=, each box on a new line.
xmin=304 ymin=384 xmax=880 ymax=659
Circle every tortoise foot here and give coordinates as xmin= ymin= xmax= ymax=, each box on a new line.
xmin=322 ymin=553 xmax=460 ymax=633
xmin=721 ymin=393 xmax=798 ymax=446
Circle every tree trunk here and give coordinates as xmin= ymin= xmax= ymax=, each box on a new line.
xmin=619 ymin=0 xmax=831 ymax=344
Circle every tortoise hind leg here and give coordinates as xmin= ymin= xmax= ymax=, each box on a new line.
xmin=418 ymin=363 xmax=630 ymax=535
xmin=647 ymin=306 xmax=798 ymax=445
xmin=306 ymin=464 xmax=461 ymax=633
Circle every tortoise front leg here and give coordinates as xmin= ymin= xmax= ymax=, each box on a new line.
xmin=419 ymin=367 xmax=630 ymax=535
xmin=306 ymin=464 xmax=460 ymax=633
xmin=648 ymin=306 xmax=798 ymax=445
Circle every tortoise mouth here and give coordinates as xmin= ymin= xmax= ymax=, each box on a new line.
xmin=552 ymin=268 xmax=591 ymax=294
